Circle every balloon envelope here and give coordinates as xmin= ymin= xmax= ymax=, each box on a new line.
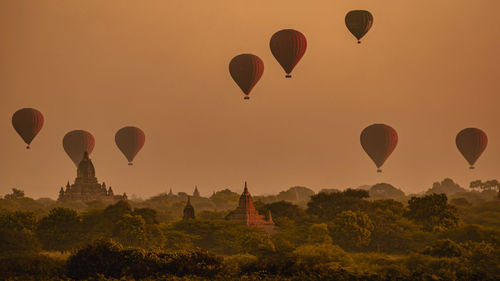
xmin=63 ymin=130 xmax=95 ymax=166
xmin=229 ymin=54 xmax=264 ymax=99
xmin=270 ymin=29 xmax=307 ymax=77
xmin=345 ymin=10 xmax=373 ymax=43
xmin=115 ymin=126 xmax=145 ymax=165
xmin=456 ymin=128 xmax=487 ymax=169
xmin=360 ymin=124 xmax=398 ymax=172
xmin=12 ymin=108 xmax=44 ymax=149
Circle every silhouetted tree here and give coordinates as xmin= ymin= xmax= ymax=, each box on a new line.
xmin=256 ymin=201 xmax=306 ymax=223
xmin=36 ymin=207 xmax=82 ymax=252
xmin=307 ymin=189 xmax=369 ymax=220
xmin=4 ymin=188 xmax=25 ymax=200
xmin=405 ymin=194 xmax=459 ymax=232
xmin=0 ymin=211 xmax=40 ymax=255
xmin=114 ymin=214 xmax=147 ymax=247
xmin=329 ymin=210 xmax=374 ymax=251
xmin=132 ymin=207 xmax=159 ymax=224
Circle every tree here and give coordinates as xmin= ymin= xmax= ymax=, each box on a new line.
xmin=307 ymin=189 xmax=369 ymax=220
xmin=255 ymin=201 xmax=306 ymax=223
xmin=114 ymin=214 xmax=147 ymax=247
xmin=237 ymin=231 xmax=276 ymax=259
xmin=293 ymin=243 xmax=352 ymax=266
xmin=36 ymin=207 xmax=82 ymax=252
xmin=307 ymin=223 xmax=332 ymax=244
xmin=484 ymin=180 xmax=500 ymax=192
xmin=132 ymin=208 xmax=158 ymax=224
xmin=366 ymin=200 xmax=419 ymax=253
xmin=0 ymin=211 xmax=40 ymax=255
xmin=4 ymin=188 xmax=25 ymax=200
xmin=209 ymin=189 xmax=240 ymax=210
xmin=422 ymin=239 xmax=464 ymax=257
xmin=405 ymin=194 xmax=459 ymax=232
xmin=469 ymin=180 xmax=482 ymax=191
xmin=426 ymin=178 xmax=467 ymax=196
xmin=329 ymin=210 xmax=374 ymax=251
xmin=369 ymin=183 xmax=406 ymax=200
xmin=276 ymin=186 xmax=315 ymax=202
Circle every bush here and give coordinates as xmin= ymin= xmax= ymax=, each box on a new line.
xmin=0 ymin=253 xmax=66 ymax=280
xmin=66 ymin=239 xmax=223 ymax=280
xmin=293 ymin=244 xmax=352 ymax=266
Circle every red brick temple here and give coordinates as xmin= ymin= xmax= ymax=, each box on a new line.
xmin=227 ymin=182 xmax=276 ymax=234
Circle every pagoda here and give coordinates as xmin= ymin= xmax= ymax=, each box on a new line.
xmin=226 ymin=182 xmax=275 ymax=233
xmin=193 ymin=186 xmax=200 ymax=197
xmin=58 ymin=152 xmax=127 ymax=202
xmin=183 ymin=196 xmax=195 ymax=220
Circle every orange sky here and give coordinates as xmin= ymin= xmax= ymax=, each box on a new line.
xmin=1 ymin=1 xmax=499 ymax=199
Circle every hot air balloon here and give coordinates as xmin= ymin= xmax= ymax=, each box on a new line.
xmin=345 ymin=10 xmax=373 ymax=44
xmin=360 ymin=124 xmax=398 ymax=172
xmin=12 ymin=108 xmax=44 ymax=149
xmin=63 ymin=130 xmax=95 ymax=166
xmin=456 ymin=128 xmax=487 ymax=169
xmin=229 ymin=54 xmax=264 ymax=100
xmin=115 ymin=126 xmax=145 ymax=165
xmin=270 ymin=29 xmax=307 ymax=78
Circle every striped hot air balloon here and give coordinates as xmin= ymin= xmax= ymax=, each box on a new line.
xmin=229 ymin=54 xmax=264 ymax=100
xmin=115 ymin=126 xmax=145 ymax=165
xmin=360 ymin=124 xmax=398 ymax=172
xmin=270 ymin=29 xmax=307 ymax=78
xmin=456 ymin=128 xmax=487 ymax=169
xmin=12 ymin=108 xmax=44 ymax=149
xmin=63 ymin=130 xmax=95 ymax=166
xmin=345 ymin=10 xmax=373 ymax=44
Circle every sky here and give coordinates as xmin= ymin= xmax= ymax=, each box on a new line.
xmin=1 ymin=0 xmax=499 ymax=199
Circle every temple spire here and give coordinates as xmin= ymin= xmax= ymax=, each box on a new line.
xmin=183 ymin=196 xmax=195 ymax=220
xmin=244 ymin=181 xmax=248 ymax=193
xmin=268 ymin=210 xmax=273 ymax=223
xmin=193 ymin=185 xmax=200 ymax=197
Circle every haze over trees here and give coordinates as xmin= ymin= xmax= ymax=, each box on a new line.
xmin=2 ymin=178 xmax=500 ymax=280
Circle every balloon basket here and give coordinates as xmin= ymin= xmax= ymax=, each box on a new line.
xmin=357 ymin=40 xmax=361 ymax=44
xmin=26 ymin=146 xmax=30 ymax=149
xmin=377 ymin=169 xmax=382 ymax=173
xmin=469 ymin=166 xmax=475 ymax=170
xmin=128 ymin=163 xmax=133 ymax=166
xmin=244 ymin=96 xmax=250 ymax=100
xmin=285 ymin=74 xmax=292 ymax=78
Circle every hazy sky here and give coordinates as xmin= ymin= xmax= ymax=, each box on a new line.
xmin=1 ymin=1 xmax=499 ymax=199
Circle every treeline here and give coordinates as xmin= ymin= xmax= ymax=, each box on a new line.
xmin=2 ymin=179 xmax=500 ymax=280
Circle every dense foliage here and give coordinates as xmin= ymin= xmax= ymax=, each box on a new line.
xmin=1 ymin=178 xmax=500 ymax=280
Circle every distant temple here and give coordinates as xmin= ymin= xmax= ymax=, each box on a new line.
xmin=183 ymin=196 xmax=195 ymax=220
xmin=193 ymin=186 xmax=200 ymax=197
xmin=58 ymin=152 xmax=127 ymax=202
xmin=226 ymin=182 xmax=276 ymax=234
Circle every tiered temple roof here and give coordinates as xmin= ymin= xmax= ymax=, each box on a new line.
xmin=58 ymin=152 xmax=127 ymax=202
xmin=226 ymin=182 xmax=275 ymax=233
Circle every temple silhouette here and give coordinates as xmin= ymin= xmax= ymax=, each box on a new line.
xmin=58 ymin=152 xmax=127 ymax=202
xmin=226 ymin=182 xmax=276 ymax=233
xmin=183 ymin=196 xmax=195 ymax=220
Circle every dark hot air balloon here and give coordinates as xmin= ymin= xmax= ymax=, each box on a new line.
xmin=115 ymin=126 xmax=145 ymax=165
xmin=229 ymin=54 xmax=264 ymax=100
xmin=456 ymin=128 xmax=487 ymax=169
xmin=360 ymin=124 xmax=398 ymax=172
xmin=270 ymin=29 xmax=307 ymax=78
xmin=345 ymin=10 xmax=373 ymax=44
xmin=63 ymin=130 xmax=95 ymax=166
xmin=12 ymin=108 xmax=44 ymax=149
